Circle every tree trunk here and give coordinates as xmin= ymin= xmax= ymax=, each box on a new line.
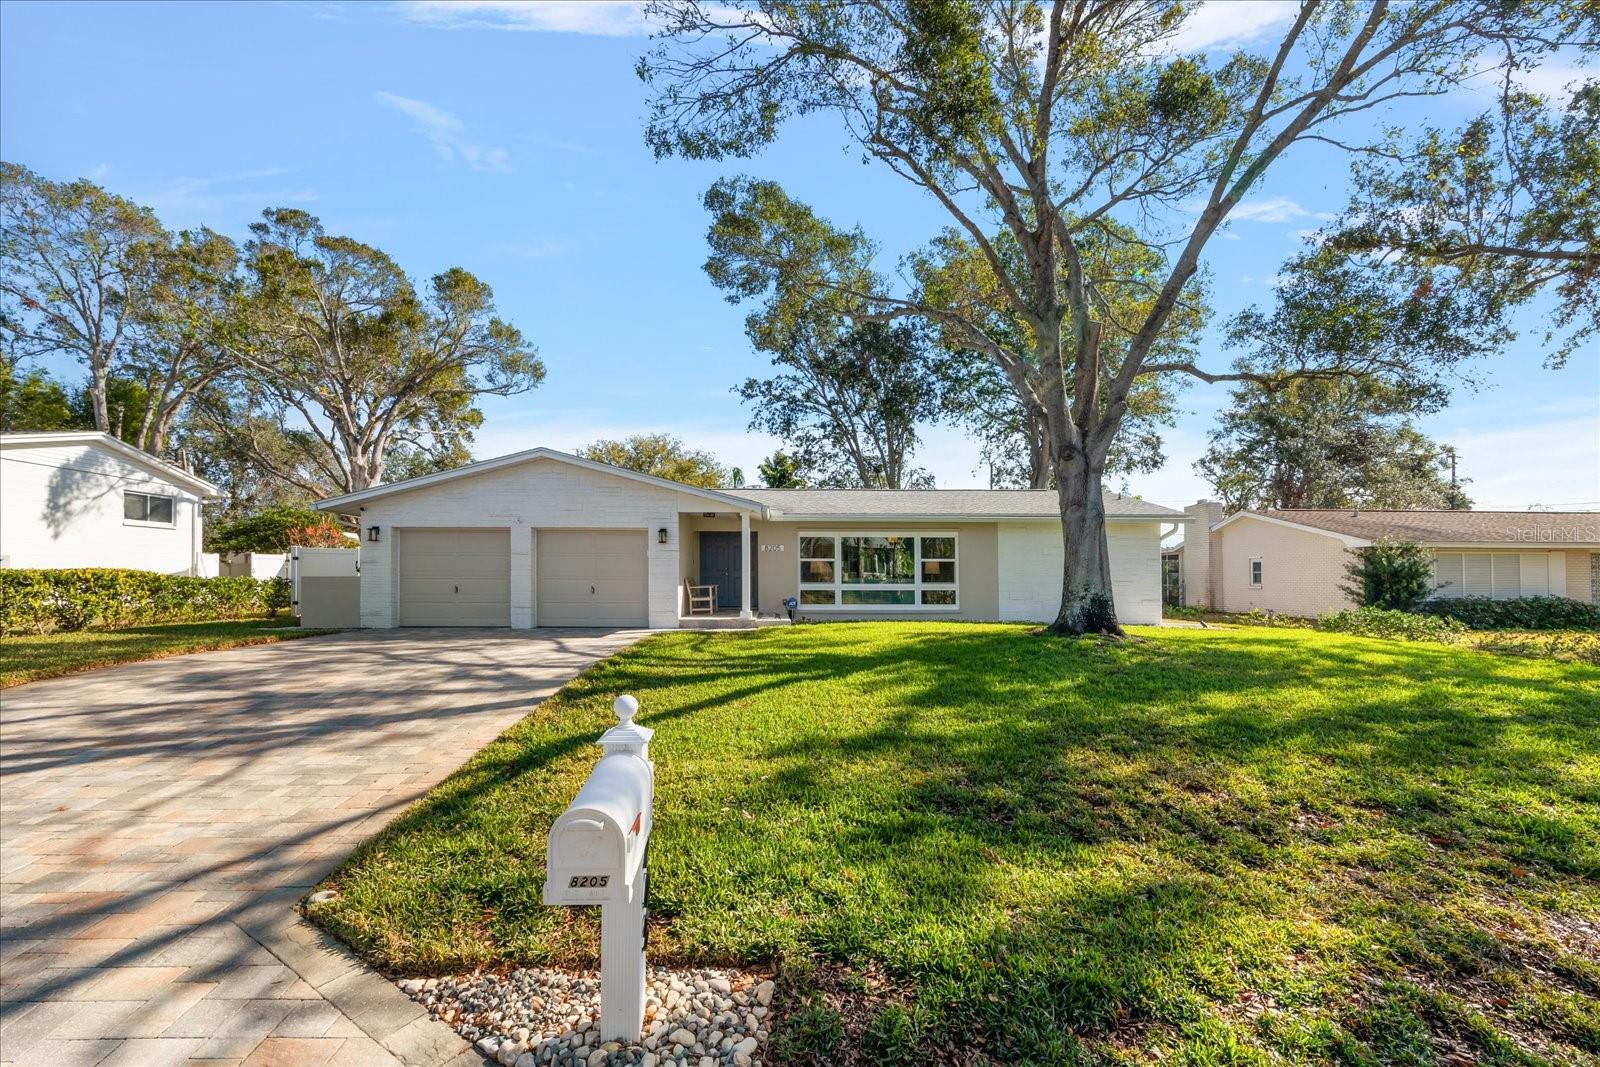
xmin=1049 ymin=450 xmax=1122 ymax=636
xmin=1026 ymin=409 xmax=1051 ymax=489
xmin=88 ymin=361 xmax=110 ymax=433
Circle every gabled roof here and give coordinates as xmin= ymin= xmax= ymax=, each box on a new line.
xmin=1212 ymin=507 xmax=1600 ymax=548
xmin=313 ymin=444 xmax=1183 ymax=521
xmin=313 ymin=446 xmax=771 ymax=514
xmin=737 ymin=487 xmax=1180 ymax=521
xmin=0 ymin=430 xmax=220 ymax=498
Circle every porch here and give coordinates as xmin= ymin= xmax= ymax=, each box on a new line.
xmin=678 ymin=508 xmax=762 ymax=622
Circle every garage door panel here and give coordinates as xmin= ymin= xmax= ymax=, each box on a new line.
xmin=397 ymin=528 xmax=511 ymax=627
xmin=537 ymin=530 xmax=647 ymax=627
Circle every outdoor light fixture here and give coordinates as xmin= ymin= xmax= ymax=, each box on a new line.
xmin=657 ymin=527 xmax=669 ymax=544
xmin=367 ymin=525 xmax=380 ymax=543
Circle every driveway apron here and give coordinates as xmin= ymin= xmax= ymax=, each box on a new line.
xmin=0 ymin=628 xmax=644 ymax=1067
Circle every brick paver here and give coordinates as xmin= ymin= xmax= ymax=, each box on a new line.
xmin=0 ymin=628 xmax=644 ymax=1066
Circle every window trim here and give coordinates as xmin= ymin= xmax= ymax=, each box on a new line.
xmin=1248 ymin=557 xmax=1263 ymax=587
xmin=123 ymin=490 xmax=178 ymax=528
xmin=798 ymin=530 xmax=959 ymax=611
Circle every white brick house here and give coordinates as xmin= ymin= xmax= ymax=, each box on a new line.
xmin=315 ymin=446 xmax=1177 ymax=629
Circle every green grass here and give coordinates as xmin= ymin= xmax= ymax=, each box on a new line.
xmin=311 ymin=623 xmax=1600 ymax=1065
xmin=0 ymin=615 xmax=335 ymax=687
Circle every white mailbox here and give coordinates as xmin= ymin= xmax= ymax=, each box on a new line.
xmin=543 ymin=749 xmax=653 ymax=905
xmin=543 ymin=695 xmax=655 ymax=1042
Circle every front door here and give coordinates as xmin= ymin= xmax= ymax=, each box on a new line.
xmin=698 ymin=531 xmax=757 ymax=611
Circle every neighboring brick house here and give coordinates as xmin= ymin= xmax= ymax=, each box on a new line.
xmin=1175 ymin=503 xmax=1600 ymax=617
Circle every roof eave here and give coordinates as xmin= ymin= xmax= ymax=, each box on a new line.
xmin=758 ymin=512 xmax=1176 ymax=523
xmin=314 ymin=446 xmax=771 ymax=517
xmin=0 ymin=430 xmax=221 ymax=498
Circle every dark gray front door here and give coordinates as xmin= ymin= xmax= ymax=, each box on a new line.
xmin=698 ymin=531 xmax=758 ymax=611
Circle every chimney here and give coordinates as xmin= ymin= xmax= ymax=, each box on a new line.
xmin=1180 ymin=500 xmax=1226 ymax=609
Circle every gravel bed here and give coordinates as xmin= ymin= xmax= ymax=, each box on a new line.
xmin=399 ymin=966 xmax=776 ymax=1067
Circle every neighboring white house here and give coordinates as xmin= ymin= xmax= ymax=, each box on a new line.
xmin=0 ymin=431 xmax=220 ymax=575
xmin=314 ymin=446 xmax=1179 ymax=629
xmin=1176 ymin=501 xmax=1600 ymax=616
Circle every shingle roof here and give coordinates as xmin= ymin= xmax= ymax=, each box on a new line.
xmin=731 ymin=488 xmax=1180 ymax=519
xmin=1260 ymin=509 xmax=1600 ymax=545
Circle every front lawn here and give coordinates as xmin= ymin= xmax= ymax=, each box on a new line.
xmin=0 ymin=615 xmax=336 ymax=686
xmin=311 ymin=623 xmax=1600 ymax=1065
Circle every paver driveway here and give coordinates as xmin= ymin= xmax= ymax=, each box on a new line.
xmin=0 ymin=628 xmax=645 ymax=1067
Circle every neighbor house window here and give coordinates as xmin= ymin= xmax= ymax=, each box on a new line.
xmin=124 ymin=491 xmax=176 ymax=525
xmin=1249 ymin=558 xmax=1263 ymax=586
xmin=1431 ymin=551 xmax=1521 ymax=600
xmin=798 ymin=532 xmax=958 ymax=609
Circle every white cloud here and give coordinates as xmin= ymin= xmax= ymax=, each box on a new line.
xmin=1229 ymin=196 xmax=1309 ymax=223
xmin=134 ymin=167 xmax=318 ymax=222
xmin=375 ymin=91 xmax=511 ymax=171
xmin=1420 ymin=401 xmax=1600 ymax=511
xmin=1161 ymin=0 xmax=1297 ymax=54
xmin=394 ymin=0 xmax=652 ymax=35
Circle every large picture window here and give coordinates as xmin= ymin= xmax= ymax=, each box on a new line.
xmin=124 ymin=491 xmax=176 ymax=525
xmin=798 ymin=532 xmax=958 ymax=609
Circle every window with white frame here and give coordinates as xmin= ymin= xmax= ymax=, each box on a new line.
xmin=124 ymin=490 xmax=176 ymax=525
xmin=1249 ymin=557 xmax=1263 ymax=586
xmin=798 ymin=533 xmax=958 ymax=608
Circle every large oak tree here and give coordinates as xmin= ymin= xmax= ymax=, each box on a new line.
xmin=640 ymin=0 xmax=1589 ymax=634
xmin=233 ymin=209 xmax=544 ymax=496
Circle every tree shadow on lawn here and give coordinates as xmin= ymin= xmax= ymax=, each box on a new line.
xmin=312 ymin=625 xmax=1600 ymax=1060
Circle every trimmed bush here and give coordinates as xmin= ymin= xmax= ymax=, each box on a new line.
xmin=1341 ymin=539 xmax=1435 ymax=611
xmin=1417 ymin=595 xmax=1600 ymax=631
xmin=1316 ymin=606 xmax=1467 ymax=642
xmin=0 ymin=568 xmax=282 ymax=636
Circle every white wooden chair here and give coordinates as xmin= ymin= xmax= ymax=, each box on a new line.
xmin=684 ymin=577 xmax=717 ymax=615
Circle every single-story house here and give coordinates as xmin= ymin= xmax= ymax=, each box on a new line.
xmin=313 ymin=446 xmax=1178 ymax=629
xmin=1176 ymin=501 xmax=1600 ymax=617
xmin=0 ymin=430 xmax=220 ymax=575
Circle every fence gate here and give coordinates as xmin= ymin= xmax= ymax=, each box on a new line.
xmin=291 ymin=547 xmax=360 ymax=628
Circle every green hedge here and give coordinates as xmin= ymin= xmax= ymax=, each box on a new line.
xmin=0 ymin=568 xmax=284 ymax=636
xmin=1417 ymin=595 xmax=1600 ymax=631
xmin=1316 ymin=606 xmax=1468 ymax=642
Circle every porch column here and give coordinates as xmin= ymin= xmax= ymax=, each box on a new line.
xmin=739 ymin=511 xmax=753 ymax=619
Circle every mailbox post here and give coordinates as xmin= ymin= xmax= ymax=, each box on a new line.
xmin=544 ymin=695 xmax=654 ymax=1043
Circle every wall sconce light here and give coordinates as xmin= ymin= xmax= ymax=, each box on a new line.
xmin=657 ymin=527 xmax=669 ymax=544
xmin=367 ymin=525 xmax=381 ymax=543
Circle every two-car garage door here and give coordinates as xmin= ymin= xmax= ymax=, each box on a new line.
xmin=394 ymin=527 xmax=647 ymax=627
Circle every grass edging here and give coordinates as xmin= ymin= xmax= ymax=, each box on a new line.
xmin=0 ymin=616 xmax=340 ymax=687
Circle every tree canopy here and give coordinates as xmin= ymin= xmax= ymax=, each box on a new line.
xmin=580 ymin=433 xmax=732 ymax=488
xmin=641 ymin=0 xmax=1593 ymax=633
xmin=737 ymin=318 xmax=941 ymax=488
xmin=233 ymin=209 xmax=544 ymax=496
xmin=207 ymin=505 xmax=351 ymax=554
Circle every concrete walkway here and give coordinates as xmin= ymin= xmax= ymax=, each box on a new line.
xmin=0 ymin=628 xmax=645 ymax=1067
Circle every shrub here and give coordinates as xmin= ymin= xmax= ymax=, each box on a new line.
xmin=1342 ymin=540 xmax=1435 ymax=611
xmin=1417 ymin=595 xmax=1600 ymax=631
xmin=208 ymin=506 xmax=350 ymax=554
xmin=0 ymin=568 xmax=282 ymax=636
xmin=1316 ymin=606 xmax=1467 ymax=642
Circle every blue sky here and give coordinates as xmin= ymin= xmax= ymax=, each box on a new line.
xmin=3 ymin=0 xmax=1596 ymax=511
